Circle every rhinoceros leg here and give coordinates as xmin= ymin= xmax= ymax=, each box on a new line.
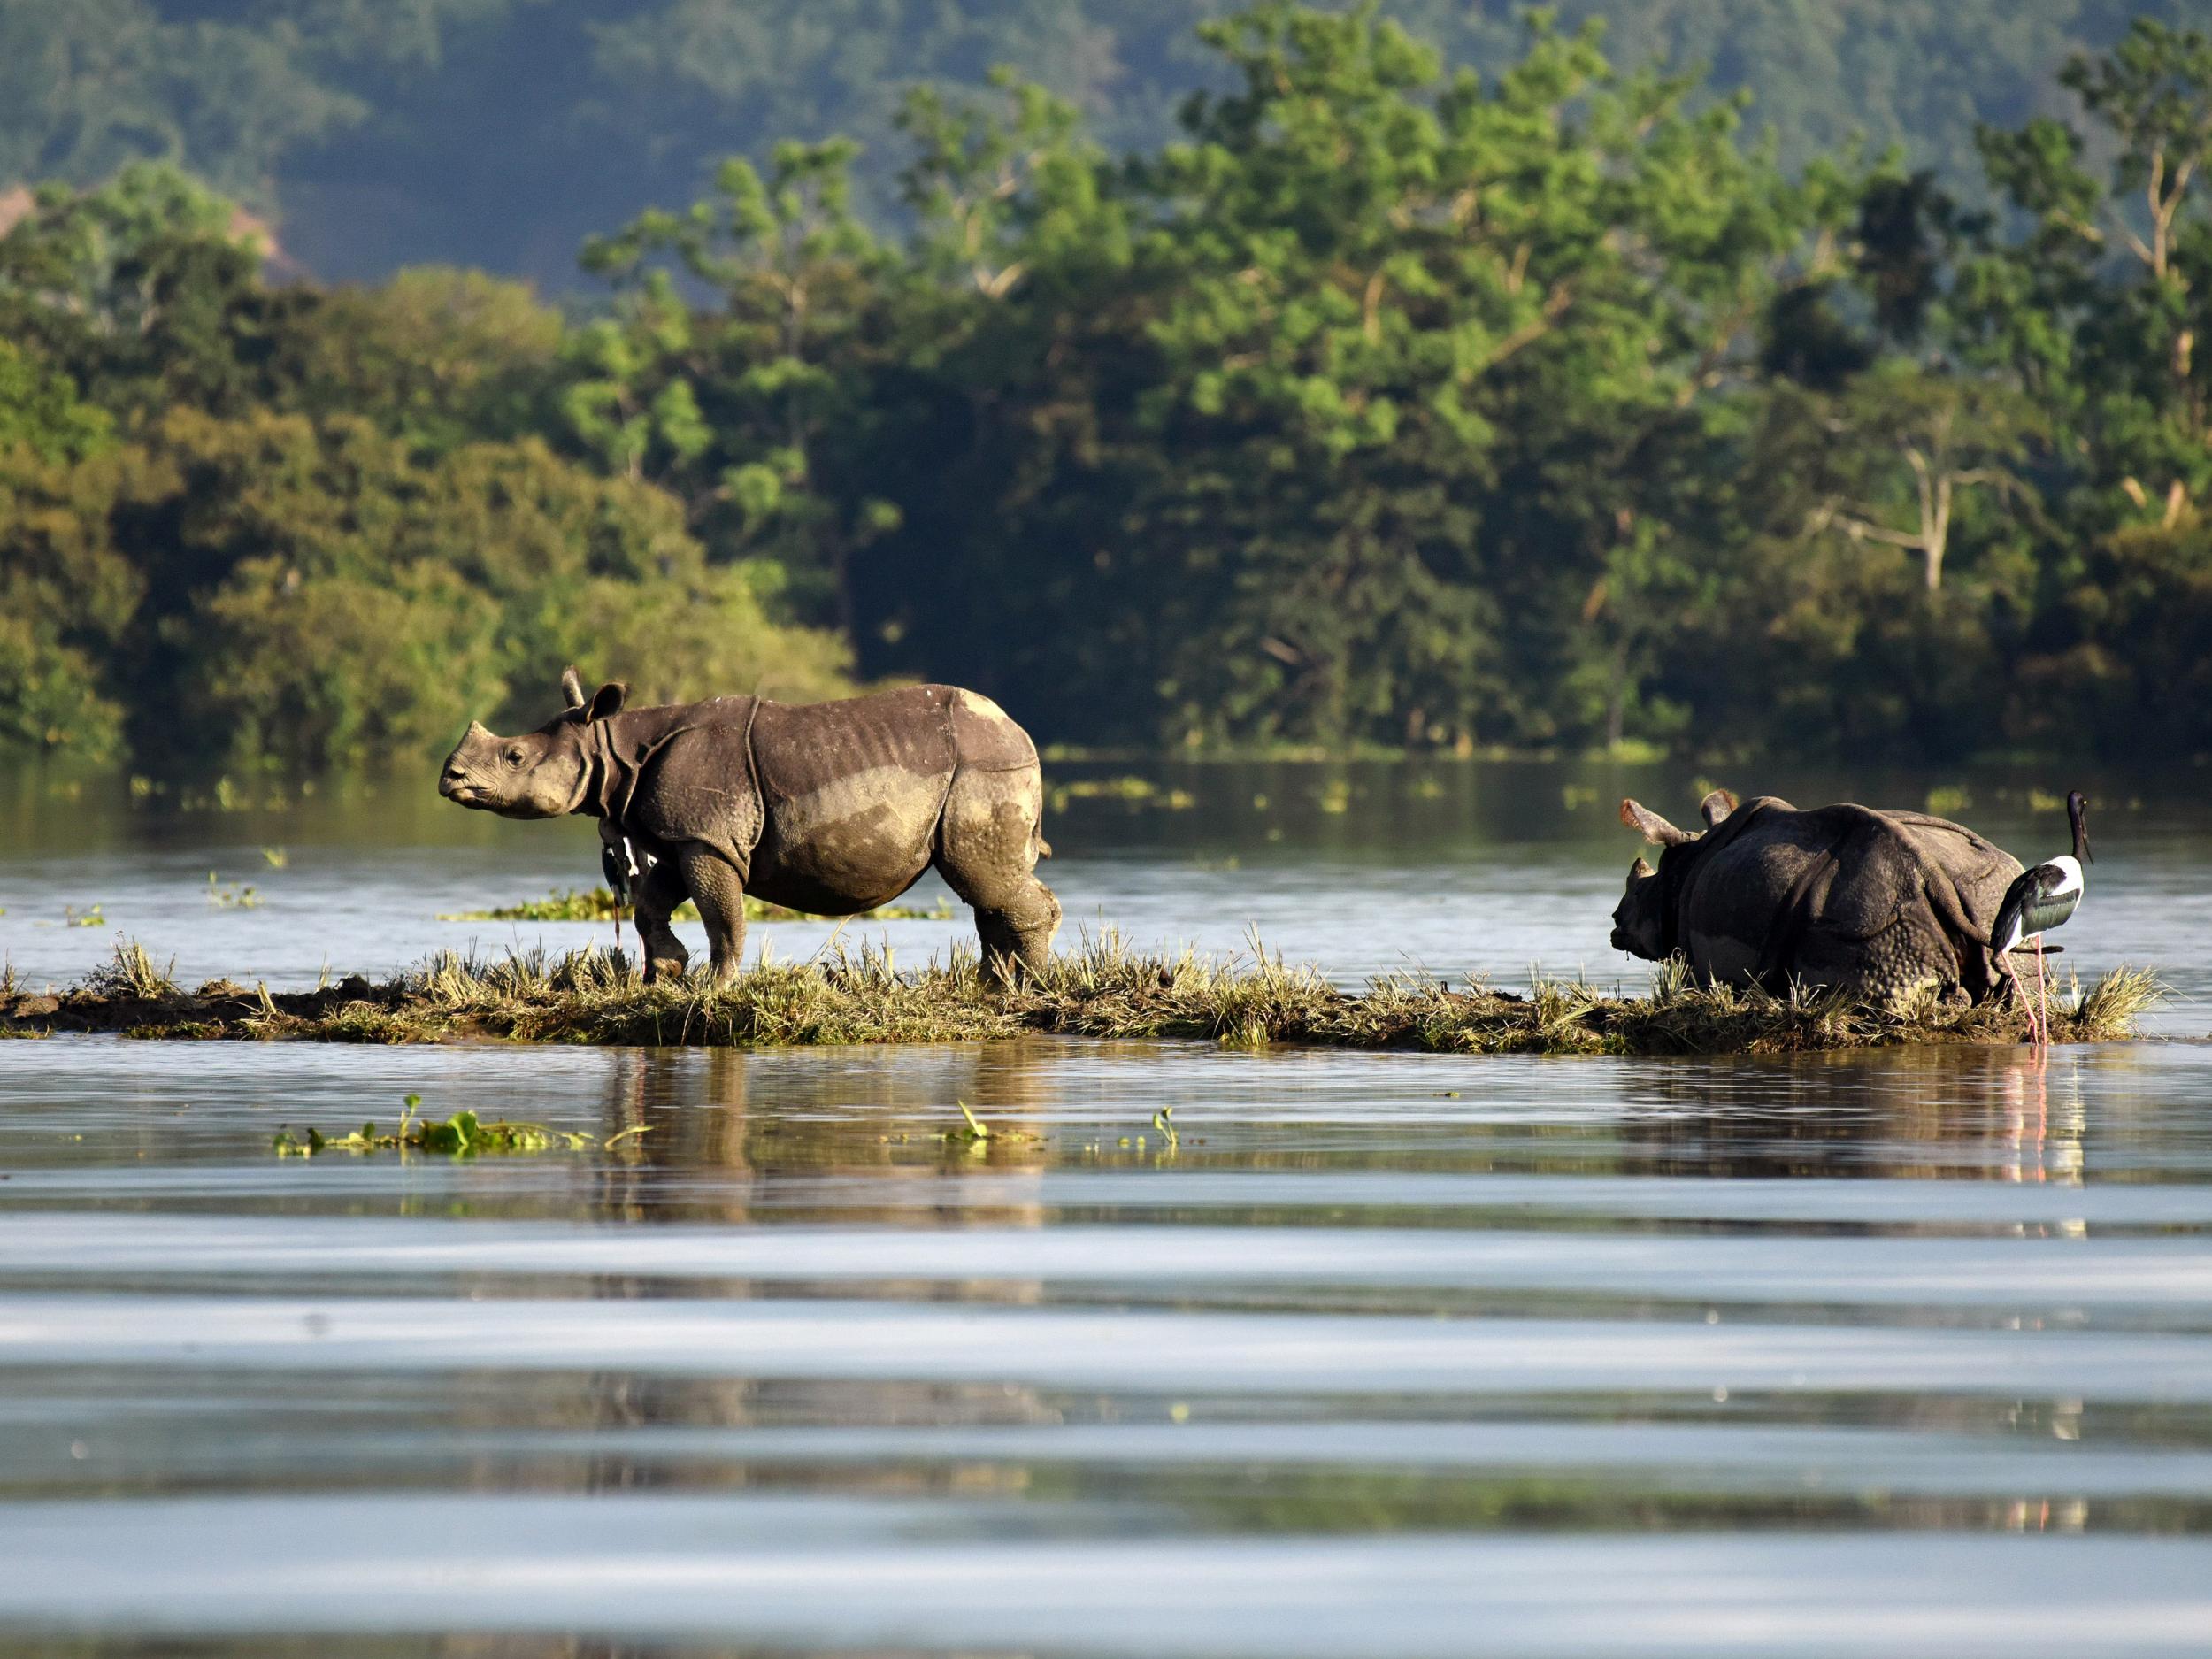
xmin=934 ymin=768 xmax=1060 ymax=987
xmin=673 ymin=845 xmax=749 ymax=990
xmin=633 ymin=859 xmax=692 ymax=985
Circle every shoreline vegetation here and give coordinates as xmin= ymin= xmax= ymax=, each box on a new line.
xmin=0 ymin=940 xmax=2162 ymax=1056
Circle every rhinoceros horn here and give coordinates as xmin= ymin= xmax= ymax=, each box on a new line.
xmin=1620 ymin=797 xmax=1694 ymax=847
xmin=1699 ymin=788 xmax=1739 ymax=828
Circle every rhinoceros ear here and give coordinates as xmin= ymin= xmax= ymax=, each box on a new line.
xmin=1699 ymin=788 xmax=1739 ymax=828
xmin=585 ymin=681 xmax=628 ymax=723
xmin=560 ymin=666 xmax=587 ymax=710
xmin=1631 ymin=856 xmax=1655 ymax=879
xmin=1620 ymin=798 xmax=1693 ymax=847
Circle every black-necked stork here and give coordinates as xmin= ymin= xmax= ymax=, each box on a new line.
xmin=601 ymin=833 xmax=640 ymax=962
xmin=1990 ymin=790 xmax=2092 ymax=1052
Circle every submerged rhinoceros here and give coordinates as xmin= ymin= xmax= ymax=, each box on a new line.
xmin=1609 ymin=789 xmax=2023 ymax=1006
xmin=439 ymin=670 xmax=1061 ymax=987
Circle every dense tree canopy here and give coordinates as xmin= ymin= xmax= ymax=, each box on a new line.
xmin=3 ymin=4 xmax=2211 ymax=768
xmin=0 ymin=0 xmax=2187 ymax=283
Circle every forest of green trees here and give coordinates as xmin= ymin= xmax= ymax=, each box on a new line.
xmin=2 ymin=0 xmax=2184 ymax=282
xmin=4 ymin=4 xmax=2212 ymax=768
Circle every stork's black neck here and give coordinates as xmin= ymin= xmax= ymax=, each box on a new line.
xmin=2068 ymin=791 xmax=2091 ymax=865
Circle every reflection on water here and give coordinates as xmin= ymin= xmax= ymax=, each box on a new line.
xmin=2 ymin=1032 xmax=2210 ymax=1654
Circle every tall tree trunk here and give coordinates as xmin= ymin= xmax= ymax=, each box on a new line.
xmin=1925 ymin=472 xmax=1951 ymax=592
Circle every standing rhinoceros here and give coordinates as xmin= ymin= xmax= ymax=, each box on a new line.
xmin=439 ymin=671 xmax=1061 ymax=987
xmin=1609 ymin=789 xmax=2023 ymax=1006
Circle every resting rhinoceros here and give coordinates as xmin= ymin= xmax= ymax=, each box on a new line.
xmin=439 ymin=671 xmax=1061 ymax=987
xmin=1609 ymin=789 xmax=2023 ymax=1006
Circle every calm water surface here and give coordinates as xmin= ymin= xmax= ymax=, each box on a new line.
xmin=3 ymin=758 xmax=2211 ymax=1655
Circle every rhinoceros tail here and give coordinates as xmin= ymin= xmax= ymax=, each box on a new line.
xmin=1034 ymin=834 xmax=1053 ymax=860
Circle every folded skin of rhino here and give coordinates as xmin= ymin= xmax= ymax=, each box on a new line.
xmin=439 ymin=671 xmax=1062 ymax=988
xmin=1609 ymin=790 xmax=2024 ymax=1007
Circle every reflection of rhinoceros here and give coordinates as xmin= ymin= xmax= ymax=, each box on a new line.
xmin=1609 ymin=789 xmax=2024 ymax=1007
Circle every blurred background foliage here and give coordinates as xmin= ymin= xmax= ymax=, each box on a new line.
xmin=0 ymin=0 xmax=2186 ymax=284
xmin=2 ymin=3 xmax=2211 ymax=768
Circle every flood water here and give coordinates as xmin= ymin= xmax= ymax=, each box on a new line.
xmin=4 ymin=757 xmax=2211 ymax=1655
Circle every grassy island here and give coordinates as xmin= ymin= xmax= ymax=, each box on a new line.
xmin=0 ymin=940 xmax=2162 ymax=1057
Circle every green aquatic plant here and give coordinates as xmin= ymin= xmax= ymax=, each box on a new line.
xmin=933 ymin=1099 xmax=1041 ymax=1151
xmin=272 ymin=1092 xmax=652 ymax=1156
xmin=440 ymin=887 xmax=648 ymax=922
xmin=1047 ymin=776 xmax=1196 ymax=812
xmin=940 ymin=1100 xmax=992 ymax=1144
xmin=439 ymin=886 xmax=956 ymax=924
xmin=206 ymin=872 xmax=262 ymax=909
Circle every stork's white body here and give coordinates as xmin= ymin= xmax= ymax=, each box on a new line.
xmin=1990 ymin=793 xmax=2093 ymax=1055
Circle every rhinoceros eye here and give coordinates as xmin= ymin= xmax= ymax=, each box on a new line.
xmin=503 ymin=747 xmax=525 ymax=766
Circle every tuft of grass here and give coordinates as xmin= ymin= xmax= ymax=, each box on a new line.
xmin=2072 ymin=964 xmax=2162 ymax=1033
xmin=441 ymin=886 xmax=956 ymax=924
xmin=6 ymin=934 xmax=2165 ymax=1056
xmin=82 ymin=941 xmax=179 ymax=1002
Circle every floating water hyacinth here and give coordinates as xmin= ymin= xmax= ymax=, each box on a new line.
xmin=272 ymin=1094 xmax=652 ymax=1157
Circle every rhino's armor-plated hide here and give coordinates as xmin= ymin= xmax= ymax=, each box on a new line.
xmin=606 ymin=684 xmax=1056 ymax=985
xmin=1631 ymin=796 xmax=2023 ymax=1006
xmin=586 ymin=685 xmax=1044 ymax=910
xmin=447 ymin=680 xmax=1062 ymax=989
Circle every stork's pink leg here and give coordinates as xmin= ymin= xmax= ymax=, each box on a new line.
xmin=2009 ymin=956 xmax=2041 ymax=1051
xmin=2033 ymin=936 xmax=2051 ymax=1062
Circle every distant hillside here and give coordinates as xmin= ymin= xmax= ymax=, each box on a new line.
xmin=0 ymin=0 xmax=2183 ymax=284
